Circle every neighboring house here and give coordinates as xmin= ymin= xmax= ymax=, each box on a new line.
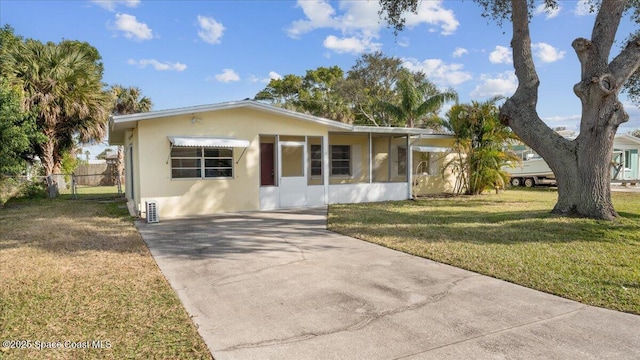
xmin=108 ymin=100 xmax=456 ymax=218
xmin=612 ymin=134 xmax=640 ymax=181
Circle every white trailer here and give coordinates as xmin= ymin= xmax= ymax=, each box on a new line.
xmin=505 ymin=152 xmax=556 ymax=187
xmin=506 ymin=158 xmax=556 ymax=187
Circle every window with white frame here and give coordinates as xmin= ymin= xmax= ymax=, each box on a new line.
xmin=330 ymin=145 xmax=351 ymax=176
xmin=171 ymin=147 xmax=233 ymax=179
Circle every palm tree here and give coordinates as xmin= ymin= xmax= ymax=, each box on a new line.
xmin=110 ymin=85 xmax=153 ymax=116
xmin=380 ymin=71 xmax=458 ymax=128
xmin=109 ymin=85 xmax=153 ymax=187
xmin=2 ymin=39 xmax=110 ymax=186
xmin=443 ymin=97 xmax=520 ymax=195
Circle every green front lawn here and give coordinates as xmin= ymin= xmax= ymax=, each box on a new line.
xmin=0 ymin=193 xmax=211 ymax=359
xmin=328 ymin=188 xmax=640 ymax=314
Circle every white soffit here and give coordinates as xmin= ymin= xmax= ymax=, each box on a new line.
xmin=168 ymin=136 xmax=250 ymax=148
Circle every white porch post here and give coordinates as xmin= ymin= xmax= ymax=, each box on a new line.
xmin=407 ymin=135 xmax=412 ymax=199
xmin=276 ymin=135 xmax=281 ymax=186
xmin=323 ymin=134 xmax=330 ymax=205
xmin=368 ymin=132 xmax=372 ymax=183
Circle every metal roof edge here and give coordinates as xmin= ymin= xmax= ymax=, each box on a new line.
xmin=616 ymin=133 xmax=640 ymax=144
xmin=110 ymin=99 xmax=353 ymax=131
xmin=109 ymin=99 xmax=458 ymax=137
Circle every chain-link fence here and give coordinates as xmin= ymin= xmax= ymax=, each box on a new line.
xmin=2 ymin=165 xmax=123 ymax=205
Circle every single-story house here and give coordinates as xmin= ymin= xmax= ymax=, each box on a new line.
xmin=108 ymin=100 xmax=457 ymax=219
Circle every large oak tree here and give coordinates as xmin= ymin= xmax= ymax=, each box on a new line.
xmin=380 ymin=0 xmax=640 ymax=220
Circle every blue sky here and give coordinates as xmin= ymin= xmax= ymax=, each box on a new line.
xmin=2 ymin=0 xmax=640 ymax=158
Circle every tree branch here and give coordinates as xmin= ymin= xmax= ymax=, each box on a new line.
xmin=503 ymin=0 xmax=573 ymax=169
xmin=510 ymin=0 xmax=538 ymax=97
xmin=591 ymin=0 xmax=626 ymax=64
xmin=609 ymin=35 xmax=640 ymax=92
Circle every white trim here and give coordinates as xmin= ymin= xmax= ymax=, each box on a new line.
xmin=280 ymin=141 xmax=305 ymax=147
xmin=329 ymin=183 xmax=409 ymax=204
xmin=412 ymin=146 xmax=450 ymax=153
xmin=168 ymin=136 xmax=250 ymax=148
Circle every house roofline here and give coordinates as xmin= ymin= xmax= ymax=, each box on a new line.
xmin=110 ymin=99 xmax=353 ymax=132
xmin=616 ymin=133 xmax=640 ymax=145
xmin=108 ymin=99 xmax=452 ymax=142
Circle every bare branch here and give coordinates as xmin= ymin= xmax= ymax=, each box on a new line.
xmin=591 ymin=0 xmax=626 ymax=64
xmin=572 ymin=38 xmax=593 ymax=80
xmin=509 ymin=0 xmax=539 ymax=97
xmin=609 ymin=35 xmax=640 ymax=91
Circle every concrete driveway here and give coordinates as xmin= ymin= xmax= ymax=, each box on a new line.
xmin=137 ymin=207 xmax=640 ymax=360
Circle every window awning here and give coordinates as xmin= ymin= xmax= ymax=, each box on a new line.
xmin=412 ymin=146 xmax=450 ymax=153
xmin=168 ymin=136 xmax=250 ymax=148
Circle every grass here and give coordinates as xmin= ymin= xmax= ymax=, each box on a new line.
xmin=328 ymin=188 xmax=640 ymax=315
xmin=0 ymin=190 xmax=211 ymax=359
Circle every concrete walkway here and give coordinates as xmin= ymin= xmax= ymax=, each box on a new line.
xmin=137 ymin=208 xmax=640 ymax=360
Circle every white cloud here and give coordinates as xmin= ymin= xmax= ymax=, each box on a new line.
xmin=574 ymin=0 xmax=593 ymax=16
xmin=541 ymin=114 xmax=581 ymax=132
xmin=197 ymin=15 xmax=225 ymax=44
xmin=287 ymin=0 xmax=458 ymax=54
xmin=287 ymin=0 xmax=340 ymax=38
xmin=114 ymin=13 xmax=152 ymax=41
xmin=403 ymin=0 xmax=459 ymax=35
xmin=534 ymin=3 xmax=561 ymax=19
xmin=533 ymin=42 xmax=565 ymax=63
xmin=214 ymin=69 xmax=240 ymax=82
xmin=269 ymin=71 xmax=282 ymax=80
xmin=402 ymin=58 xmax=472 ymax=87
xmin=127 ymin=59 xmax=187 ymax=71
xmin=92 ymin=0 xmax=139 ymax=11
xmin=489 ymin=45 xmax=512 ymax=64
xmin=452 ymin=47 xmax=468 ymax=58
xmin=249 ymin=71 xmax=282 ymax=84
xmin=323 ymin=35 xmax=380 ymax=54
xmin=471 ymin=72 xmax=518 ymax=98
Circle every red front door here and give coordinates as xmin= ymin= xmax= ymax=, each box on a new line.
xmin=260 ymin=143 xmax=275 ymax=186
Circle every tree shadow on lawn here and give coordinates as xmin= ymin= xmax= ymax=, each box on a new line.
xmin=330 ymin=206 xmax=640 ymax=245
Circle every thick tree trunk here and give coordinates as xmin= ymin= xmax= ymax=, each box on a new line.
xmin=502 ymin=0 xmax=640 ymax=220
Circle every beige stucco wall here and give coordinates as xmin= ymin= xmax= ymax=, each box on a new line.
xmin=136 ymin=108 xmax=328 ymax=218
xmin=411 ymin=138 xmax=457 ymax=195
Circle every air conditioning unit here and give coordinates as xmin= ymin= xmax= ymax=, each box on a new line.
xmin=145 ymin=200 xmax=159 ymax=223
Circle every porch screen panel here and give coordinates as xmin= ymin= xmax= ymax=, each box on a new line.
xmin=308 ymin=137 xmax=324 ymax=186
xmin=282 ymin=145 xmax=304 ymax=177
xmin=331 ymin=145 xmax=351 ymax=176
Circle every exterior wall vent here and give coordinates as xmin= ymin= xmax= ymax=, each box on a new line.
xmin=145 ymin=200 xmax=159 ymax=223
